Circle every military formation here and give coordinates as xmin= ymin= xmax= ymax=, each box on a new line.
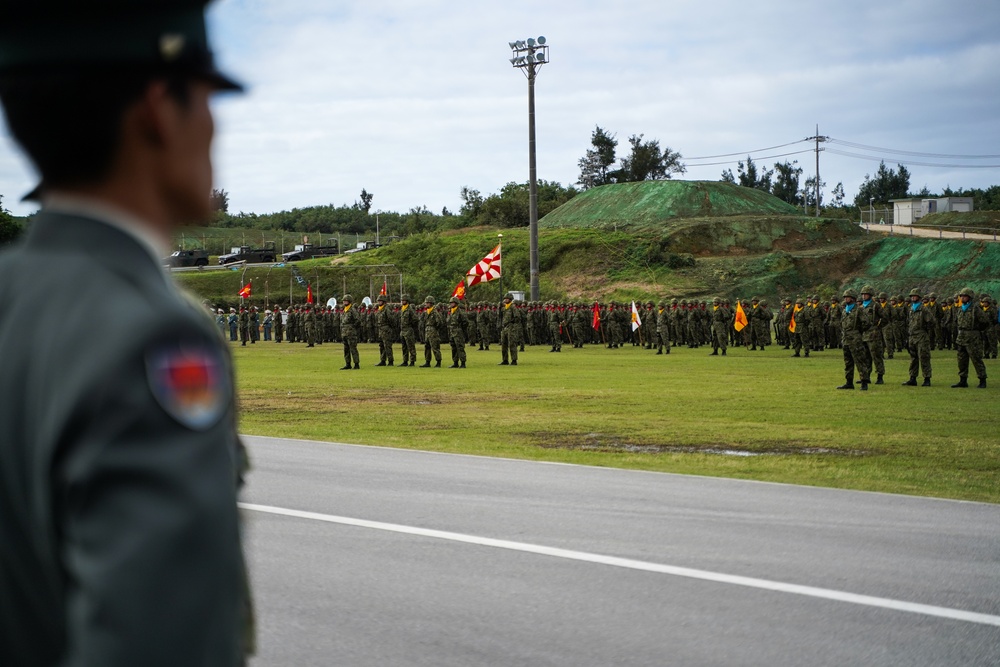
xmin=224 ymin=287 xmax=999 ymax=388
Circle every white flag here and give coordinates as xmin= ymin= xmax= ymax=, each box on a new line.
xmin=631 ymin=301 xmax=642 ymax=331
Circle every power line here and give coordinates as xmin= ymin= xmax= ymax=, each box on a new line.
xmin=685 ymin=149 xmax=814 ymax=168
xmin=824 ymin=148 xmax=1000 ymax=169
xmin=685 ymin=140 xmax=809 ymax=160
xmin=827 ymin=138 xmax=1000 ymax=160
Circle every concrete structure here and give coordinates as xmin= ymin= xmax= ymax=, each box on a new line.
xmin=890 ymin=197 xmax=974 ymax=225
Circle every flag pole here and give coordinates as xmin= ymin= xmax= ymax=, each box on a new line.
xmin=497 ymin=233 xmax=503 ymax=300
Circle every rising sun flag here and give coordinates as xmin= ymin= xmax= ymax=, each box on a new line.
xmin=631 ymin=301 xmax=642 ymax=331
xmin=465 ymin=243 xmax=502 ymax=287
xmin=734 ymin=299 xmax=749 ymax=332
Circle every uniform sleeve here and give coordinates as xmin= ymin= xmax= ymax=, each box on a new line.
xmin=55 ymin=325 xmax=245 ymax=667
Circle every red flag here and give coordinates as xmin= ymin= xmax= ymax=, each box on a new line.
xmin=306 ymin=283 xmax=314 ymax=304
xmin=465 ymin=243 xmax=502 ymax=287
xmin=238 ymin=282 xmax=251 ymax=299
xmin=379 ymin=281 xmax=387 ymax=296
xmin=734 ymin=300 xmax=748 ymax=332
xmin=452 ymin=280 xmax=466 ymax=300
xmin=591 ymin=302 xmax=601 ymax=330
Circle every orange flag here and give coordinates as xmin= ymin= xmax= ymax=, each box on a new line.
xmin=452 ymin=280 xmax=466 ymax=300
xmin=380 ymin=281 xmax=388 ymax=296
xmin=306 ymin=283 xmax=314 ymax=304
xmin=734 ymin=300 xmax=748 ymax=332
xmin=238 ymin=282 xmax=252 ymax=299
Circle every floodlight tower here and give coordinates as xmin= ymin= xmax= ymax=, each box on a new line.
xmin=509 ymin=36 xmax=549 ymax=302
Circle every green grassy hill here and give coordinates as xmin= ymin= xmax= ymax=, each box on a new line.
xmin=540 ymin=180 xmax=802 ymax=229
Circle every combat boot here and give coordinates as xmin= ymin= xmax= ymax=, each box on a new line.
xmin=435 ymin=360 xmax=441 ymax=368
xmin=922 ymin=378 xmax=931 ymax=387
xmin=875 ymin=374 xmax=884 ymax=385
xmin=709 ymin=351 xmax=718 ymax=356
xmin=721 ymin=350 xmax=726 ymax=356
xmin=375 ymin=361 xmax=386 ymax=367
xmin=860 ymin=382 xmax=869 ymax=391
xmin=977 ymin=378 xmax=987 ymax=389
xmin=791 ymin=352 xmax=800 ymax=358
xmin=388 ymin=361 xmax=394 ymax=366
xmin=340 ymin=365 xmax=352 ymax=370
xmin=419 ymin=362 xmax=431 ymax=368
xmin=836 ymin=382 xmax=854 ymax=390
xmin=460 ymin=360 xmax=466 ymax=368
xmin=951 ymin=379 xmax=968 ymax=388
xmin=901 ymin=378 xmax=917 ymax=386
xmin=448 ymin=363 xmax=458 ymax=368
xmin=511 ymin=360 xmax=518 ymax=365
xmin=498 ymin=360 xmax=509 ymax=365
xmin=656 ymin=350 xmax=662 ymax=355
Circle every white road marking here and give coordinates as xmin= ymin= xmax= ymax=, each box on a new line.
xmin=241 ymin=502 xmax=1000 ymax=628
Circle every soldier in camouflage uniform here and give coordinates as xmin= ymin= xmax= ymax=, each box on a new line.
xmin=860 ymin=285 xmax=886 ymax=384
xmin=420 ymin=295 xmax=444 ymax=367
xmin=901 ymin=288 xmax=933 ymax=386
xmin=837 ymin=288 xmax=872 ymax=390
xmin=238 ymin=306 xmax=249 ymax=346
xmin=709 ymin=297 xmax=728 ymax=356
xmin=339 ymin=294 xmax=361 ymax=370
xmin=302 ymin=303 xmax=316 ymax=347
xmin=273 ymin=306 xmax=284 ymax=343
xmin=447 ymin=296 xmax=469 ymax=367
xmin=655 ymin=301 xmax=671 ymax=354
xmin=547 ymin=301 xmax=565 ymax=352
xmin=789 ymin=298 xmax=810 ymax=358
xmin=397 ymin=294 xmax=418 ymax=366
xmin=373 ymin=294 xmax=395 ymax=366
xmin=879 ymin=294 xmax=895 ymax=359
xmin=748 ymin=297 xmax=766 ymax=350
xmin=499 ymin=293 xmax=523 ymax=365
xmin=952 ymin=287 xmax=990 ymax=388
xmin=982 ymin=294 xmax=998 ymax=359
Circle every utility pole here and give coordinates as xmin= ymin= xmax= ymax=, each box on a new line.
xmin=509 ymin=37 xmax=549 ymax=302
xmin=805 ymin=125 xmax=828 ymax=217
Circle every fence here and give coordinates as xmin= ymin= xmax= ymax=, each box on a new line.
xmin=856 ymin=222 xmax=1000 ymax=242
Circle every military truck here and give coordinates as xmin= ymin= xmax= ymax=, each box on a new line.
xmin=162 ymin=249 xmax=210 ymax=267
xmin=217 ymin=241 xmax=277 ymax=265
xmin=281 ymin=241 xmax=340 ymax=262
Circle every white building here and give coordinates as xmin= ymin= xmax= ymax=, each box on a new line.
xmin=890 ymin=197 xmax=974 ymax=225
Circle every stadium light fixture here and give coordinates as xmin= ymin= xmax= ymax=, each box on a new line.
xmin=507 ymin=36 xmax=550 ymax=302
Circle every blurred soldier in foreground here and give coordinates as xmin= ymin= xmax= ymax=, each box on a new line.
xmin=0 ymin=1 xmax=251 ymax=665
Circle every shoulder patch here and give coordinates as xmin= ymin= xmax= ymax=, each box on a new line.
xmin=146 ymin=340 xmax=231 ymax=431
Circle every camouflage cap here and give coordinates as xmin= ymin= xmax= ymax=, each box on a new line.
xmin=342 ymin=294 xmax=353 ymax=302
xmin=425 ymin=295 xmax=436 ymax=304
xmin=878 ymin=292 xmax=888 ymax=300
xmin=843 ymin=288 xmax=858 ymax=299
xmin=861 ymin=284 xmax=875 ymax=295
xmin=959 ymin=287 xmax=976 ymax=298
xmin=909 ymin=288 xmax=921 ymax=297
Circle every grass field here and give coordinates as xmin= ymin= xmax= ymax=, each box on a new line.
xmin=232 ymin=339 xmax=1000 ymax=504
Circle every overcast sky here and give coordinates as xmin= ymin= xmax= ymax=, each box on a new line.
xmin=1 ymin=0 xmax=998 ymax=218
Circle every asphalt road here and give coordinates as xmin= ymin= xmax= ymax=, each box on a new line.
xmin=241 ymin=436 xmax=1000 ymax=666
